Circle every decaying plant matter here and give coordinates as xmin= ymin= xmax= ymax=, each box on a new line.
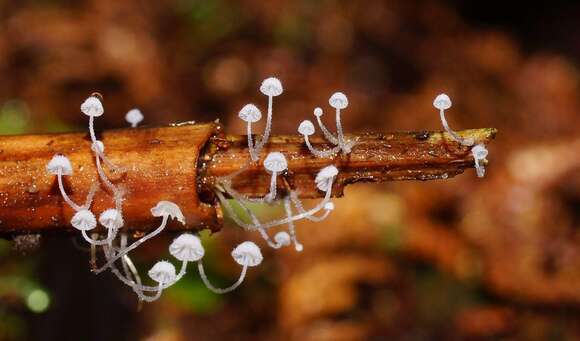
xmin=0 ymin=78 xmax=496 ymax=302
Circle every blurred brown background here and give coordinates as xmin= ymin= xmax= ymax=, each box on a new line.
xmin=1 ymin=0 xmax=580 ymax=340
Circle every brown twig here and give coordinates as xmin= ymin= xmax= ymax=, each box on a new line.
xmin=0 ymin=122 xmax=496 ymax=236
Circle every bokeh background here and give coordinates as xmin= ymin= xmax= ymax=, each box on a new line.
xmin=1 ymin=0 xmax=580 ymax=340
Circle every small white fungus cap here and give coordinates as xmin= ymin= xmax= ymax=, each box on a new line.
xmin=263 ymin=152 xmax=288 ymax=173
xmin=125 ymin=109 xmax=144 ymax=127
xmin=98 ymin=208 xmax=124 ymax=230
xmin=259 ymin=77 xmax=283 ymax=97
xmin=315 ymin=165 xmax=339 ymax=191
xmin=148 ymin=260 xmax=177 ymax=284
xmin=298 ymin=120 xmax=315 ymax=136
xmin=324 ymin=202 xmax=335 ymax=211
xmin=433 ymin=94 xmax=452 ymax=110
xmin=232 ymin=241 xmax=263 ymax=267
xmin=80 ymin=96 xmax=104 ymax=117
xmin=329 ymin=92 xmax=348 ymax=110
xmin=313 ymin=107 xmax=324 ymax=117
xmin=169 ymin=233 xmax=205 ymax=262
xmin=472 ymin=144 xmax=489 ymax=160
xmin=91 ymin=141 xmax=104 ymax=153
xmin=238 ymin=104 xmax=262 ymax=123
xmin=151 ymin=201 xmax=186 ymax=225
xmin=71 ymin=209 xmax=97 ymax=231
xmin=274 ymin=231 xmax=291 ymax=247
xmin=46 ymin=155 xmax=73 ymax=176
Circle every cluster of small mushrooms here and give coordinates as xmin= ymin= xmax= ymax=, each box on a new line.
xmin=45 ymin=77 xmax=489 ymax=302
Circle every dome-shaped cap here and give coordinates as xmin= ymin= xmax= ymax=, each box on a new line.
xmin=125 ymin=109 xmax=144 ymax=126
xmin=313 ymin=107 xmax=324 ymax=117
xmin=148 ymin=260 xmax=176 ymax=284
xmin=151 ymin=201 xmax=186 ymax=225
xmin=315 ymin=165 xmax=339 ymax=191
xmin=259 ymin=77 xmax=283 ymax=97
xmin=298 ymin=120 xmax=315 ymax=136
xmin=46 ymin=155 xmax=73 ymax=176
xmin=329 ymin=92 xmax=348 ymax=109
xmin=80 ymin=96 xmax=104 ymax=117
xmin=98 ymin=209 xmax=124 ymax=230
xmin=274 ymin=232 xmax=291 ymax=247
xmin=71 ymin=209 xmax=97 ymax=231
xmin=433 ymin=94 xmax=452 ymax=110
xmin=169 ymin=233 xmax=205 ymax=262
xmin=263 ymin=152 xmax=288 ymax=173
xmin=238 ymin=104 xmax=262 ymax=123
xmin=231 ymin=241 xmax=263 ymax=267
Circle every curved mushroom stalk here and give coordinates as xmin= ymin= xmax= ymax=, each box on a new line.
xmin=47 ymin=155 xmax=97 ymax=212
xmin=95 ymin=201 xmax=185 ymax=274
xmin=313 ymin=108 xmax=339 ymax=144
xmin=433 ymin=94 xmax=475 ymax=146
xmin=298 ymin=120 xmax=341 ymax=158
xmin=81 ymin=228 xmax=117 ymax=246
xmin=197 ymin=241 xmax=263 ymax=294
xmin=283 ymin=196 xmax=303 ymax=251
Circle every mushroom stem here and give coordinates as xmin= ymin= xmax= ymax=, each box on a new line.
xmin=197 ymin=260 xmax=248 ymax=294
xmin=303 ymin=135 xmax=340 ymax=158
xmin=94 ymin=215 xmax=169 ymax=274
xmin=255 ymin=95 xmax=274 ymax=154
xmin=266 ymin=171 xmax=278 ymax=202
xmin=289 ymin=191 xmax=333 ymax=222
xmin=284 ymin=196 xmax=303 ymax=251
xmin=335 ymin=107 xmax=346 ymax=150
xmin=246 ymin=121 xmax=258 ymax=161
xmin=439 ymin=109 xmax=474 ymax=146
xmin=56 ymin=168 xmax=83 ymax=212
xmin=81 ymin=227 xmax=116 ymax=246
xmin=315 ymin=115 xmax=339 ymax=144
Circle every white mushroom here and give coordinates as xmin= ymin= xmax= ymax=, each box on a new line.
xmin=239 ymin=104 xmax=262 ymax=161
xmin=169 ymin=233 xmax=205 ymax=262
xmin=433 ymin=93 xmax=474 ymax=146
xmin=148 ymin=261 xmax=177 ymax=284
xmin=95 ymin=201 xmax=186 ymax=274
xmin=472 ymin=144 xmax=489 ymax=178
xmin=125 ymin=108 xmax=144 ymax=128
xmin=298 ymin=120 xmax=339 ymax=158
xmin=71 ymin=209 xmax=97 ymax=231
xmin=274 ymin=231 xmax=291 ymax=247
xmin=263 ymin=152 xmax=288 ymax=202
xmin=198 ymin=241 xmax=263 ymax=294
xmin=315 ymin=165 xmax=339 ymax=192
xmin=313 ymin=107 xmax=338 ymax=144
xmin=259 ymin=77 xmax=283 ymax=97
xmin=46 ymin=154 xmax=72 ymax=176
xmin=328 ymin=92 xmax=349 ymax=152
xmin=151 ymin=200 xmax=186 ymax=225
xmin=98 ymin=208 xmax=124 ymax=230
xmin=253 ymin=77 xmax=284 ymax=159
xmin=80 ymin=96 xmax=104 ymax=117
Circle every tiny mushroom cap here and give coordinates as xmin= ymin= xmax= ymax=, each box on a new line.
xmin=433 ymin=93 xmax=452 ymax=110
xmin=263 ymin=152 xmax=288 ymax=173
xmin=231 ymin=241 xmax=263 ymax=267
xmin=169 ymin=233 xmax=205 ymax=262
xmin=324 ymin=202 xmax=335 ymax=211
xmin=259 ymin=77 xmax=283 ymax=97
xmin=315 ymin=165 xmax=339 ymax=191
xmin=148 ymin=261 xmax=177 ymax=284
xmin=238 ymin=104 xmax=262 ymax=123
xmin=98 ymin=208 xmax=124 ymax=229
xmin=329 ymin=92 xmax=348 ymax=109
xmin=91 ymin=140 xmax=104 ymax=153
xmin=274 ymin=231 xmax=291 ymax=247
xmin=298 ymin=120 xmax=315 ymax=136
xmin=313 ymin=107 xmax=324 ymax=117
xmin=71 ymin=209 xmax=97 ymax=231
xmin=80 ymin=96 xmax=104 ymax=117
xmin=472 ymin=144 xmax=489 ymax=159
xmin=46 ymin=154 xmax=73 ymax=176
xmin=125 ymin=108 xmax=144 ymax=126
xmin=151 ymin=201 xmax=186 ymax=225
